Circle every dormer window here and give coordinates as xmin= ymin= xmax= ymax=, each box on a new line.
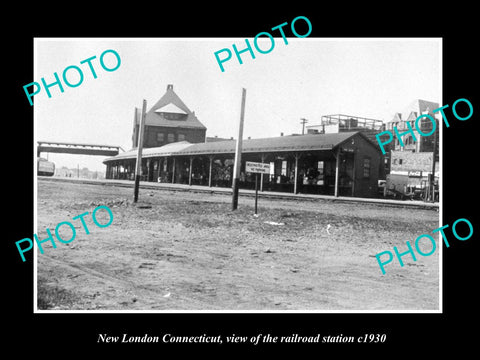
xmin=155 ymin=103 xmax=188 ymax=120
xmin=161 ymin=112 xmax=186 ymax=120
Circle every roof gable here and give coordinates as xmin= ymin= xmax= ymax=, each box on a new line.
xmin=155 ymin=103 xmax=187 ymax=115
xmin=388 ymin=99 xmax=439 ymax=123
xmin=406 ymin=111 xmax=418 ymax=121
xmin=417 ymin=99 xmax=439 ymax=114
xmin=403 ymin=99 xmax=439 ymax=119
xmin=141 ymin=85 xmax=207 ymax=130
xmin=391 ymin=112 xmax=402 ymax=122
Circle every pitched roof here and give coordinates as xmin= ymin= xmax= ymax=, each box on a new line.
xmin=406 ymin=111 xmax=418 ymax=121
xmin=388 ymin=99 xmax=439 ymax=123
xmin=391 ymin=112 xmax=402 ymax=122
xmin=139 ymin=85 xmax=207 ymax=129
xmin=417 ymin=99 xmax=439 ymax=114
xmin=175 ymin=132 xmax=359 ymax=156
xmin=106 ymin=141 xmax=193 ymax=161
xmin=104 ymin=132 xmax=379 ymax=163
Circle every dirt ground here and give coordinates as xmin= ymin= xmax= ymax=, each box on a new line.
xmin=36 ymin=179 xmax=440 ymax=311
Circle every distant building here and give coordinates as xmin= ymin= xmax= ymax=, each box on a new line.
xmin=384 ymin=99 xmax=440 ymax=200
xmin=385 ymin=99 xmax=439 ymax=154
xmin=54 ymin=166 xmax=104 ymax=179
xmin=132 ymin=84 xmax=207 ymax=149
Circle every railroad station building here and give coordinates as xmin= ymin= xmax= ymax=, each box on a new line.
xmin=103 ymin=85 xmax=385 ymax=198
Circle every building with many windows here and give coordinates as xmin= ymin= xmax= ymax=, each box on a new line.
xmin=384 ymin=99 xmax=440 ymax=200
xmin=385 ymin=99 xmax=439 ymax=154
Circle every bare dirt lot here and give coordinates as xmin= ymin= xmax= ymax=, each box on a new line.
xmin=36 ymin=178 xmax=440 ymax=311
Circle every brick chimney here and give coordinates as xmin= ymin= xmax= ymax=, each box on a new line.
xmin=167 ymin=84 xmax=173 ymax=90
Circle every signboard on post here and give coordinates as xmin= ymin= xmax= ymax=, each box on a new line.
xmin=246 ymin=161 xmax=270 ymax=174
xmin=245 ymin=161 xmax=270 ymax=215
xmin=408 ymin=171 xmax=422 ymax=177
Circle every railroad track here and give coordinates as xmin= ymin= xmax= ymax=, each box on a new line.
xmin=38 ymin=176 xmax=439 ymax=210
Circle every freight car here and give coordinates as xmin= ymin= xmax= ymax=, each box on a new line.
xmin=37 ymin=157 xmax=55 ymax=176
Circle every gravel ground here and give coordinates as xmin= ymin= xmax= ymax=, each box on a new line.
xmin=36 ymin=179 xmax=440 ymax=311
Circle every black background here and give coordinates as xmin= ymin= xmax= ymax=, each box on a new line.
xmin=5 ymin=4 xmax=478 ymax=356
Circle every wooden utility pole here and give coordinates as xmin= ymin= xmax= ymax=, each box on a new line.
xmin=133 ymin=99 xmax=147 ymax=203
xmin=232 ymin=88 xmax=247 ymax=211
xmin=300 ymin=118 xmax=308 ymax=135
xmin=430 ymin=115 xmax=438 ymax=202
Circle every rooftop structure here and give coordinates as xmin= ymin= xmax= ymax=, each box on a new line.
xmin=307 ymin=114 xmax=384 ymax=135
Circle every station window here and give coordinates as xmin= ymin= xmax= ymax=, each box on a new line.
xmin=363 ymin=157 xmax=371 ymax=178
xmin=281 ymin=160 xmax=287 ymax=176
xmin=317 ymin=161 xmax=324 ymax=172
xmin=317 ymin=161 xmax=324 ymax=185
xmin=269 ymin=162 xmax=275 ymax=176
xmin=167 ymin=133 xmax=175 ymax=143
xmin=178 ymin=133 xmax=185 ymax=141
xmin=157 ymin=132 xmax=165 ymax=143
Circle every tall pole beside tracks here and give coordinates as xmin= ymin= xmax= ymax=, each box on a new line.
xmin=134 ymin=99 xmax=147 ymax=203
xmin=232 ymin=88 xmax=246 ymax=211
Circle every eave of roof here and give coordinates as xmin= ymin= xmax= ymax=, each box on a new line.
xmin=144 ymin=117 xmax=207 ymax=129
xmin=103 ymin=141 xmax=193 ymax=162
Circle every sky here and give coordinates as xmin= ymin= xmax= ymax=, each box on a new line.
xmin=34 ymin=38 xmax=441 ymax=172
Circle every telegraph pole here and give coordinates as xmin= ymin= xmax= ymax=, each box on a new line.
xmin=133 ymin=100 xmax=147 ymax=203
xmin=300 ymin=118 xmax=308 ymax=135
xmin=232 ymin=88 xmax=246 ymax=211
xmin=430 ymin=115 xmax=439 ymax=202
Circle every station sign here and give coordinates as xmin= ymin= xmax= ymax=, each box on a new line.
xmin=408 ymin=171 xmax=422 ymax=177
xmin=246 ymin=161 xmax=270 ymax=174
